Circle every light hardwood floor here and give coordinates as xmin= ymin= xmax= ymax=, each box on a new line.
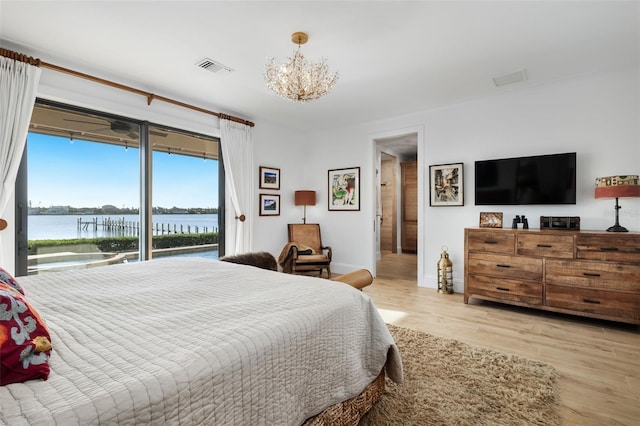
xmin=365 ymin=252 xmax=640 ymax=426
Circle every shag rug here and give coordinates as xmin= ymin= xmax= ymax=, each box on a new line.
xmin=360 ymin=324 xmax=561 ymax=425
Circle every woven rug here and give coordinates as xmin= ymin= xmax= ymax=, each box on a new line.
xmin=361 ymin=324 xmax=561 ymax=425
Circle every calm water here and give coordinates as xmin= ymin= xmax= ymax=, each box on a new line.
xmin=28 ymin=214 xmax=218 ymax=240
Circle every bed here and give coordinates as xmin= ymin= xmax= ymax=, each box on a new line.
xmin=0 ymin=257 xmax=402 ymax=425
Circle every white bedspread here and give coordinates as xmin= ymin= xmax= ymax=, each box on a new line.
xmin=0 ymin=257 xmax=402 ymax=425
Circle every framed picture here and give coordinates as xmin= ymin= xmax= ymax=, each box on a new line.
xmin=259 ymin=194 xmax=280 ymax=216
xmin=429 ymin=162 xmax=464 ymax=206
xmin=259 ymin=166 xmax=280 ymax=190
xmin=480 ymin=212 xmax=503 ymax=228
xmin=328 ymin=167 xmax=360 ymax=211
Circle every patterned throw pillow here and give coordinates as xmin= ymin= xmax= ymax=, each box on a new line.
xmin=0 ymin=267 xmax=24 ymax=295
xmin=0 ymin=282 xmax=52 ymax=385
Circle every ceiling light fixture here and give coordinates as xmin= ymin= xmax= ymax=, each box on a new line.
xmin=264 ymin=32 xmax=338 ymax=102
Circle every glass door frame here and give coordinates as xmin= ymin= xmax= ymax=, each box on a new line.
xmin=15 ymin=99 xmax=224 ymax=275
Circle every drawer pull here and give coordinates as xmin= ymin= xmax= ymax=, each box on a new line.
xmin=583 ymin=272 xmax=601 ymax=277
xmin=600 ymin=247 xmax=619 ymax=252
xmin=583 ymin=298 xmax=601 ymax=304
xmin=484 ymin=240 xmax=498 ymax=244
xmin=496 ymin=287 xmax=510 ymax=292
xmin=537 ymin=244 xmax=552 ymax=248
xmin=496 ymin=264 xmax=511 ymax=268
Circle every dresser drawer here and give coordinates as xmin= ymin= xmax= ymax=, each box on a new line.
xmin=467 ymin=274 xmax=542 ymax=305
xmin=576 ymin=234 xmax=640 ymax=263
xmin=546 ymin=284 xmax=640 ymax=322
xmin=546 ymin=259 xmax=640 ymax=291
xmin=517 ymin=233 xmax=574 ymax=258
xmin=466 ymin=230 xmax=515 ymax=254
xmin=468 ymin=253 xmax=542 ymax=281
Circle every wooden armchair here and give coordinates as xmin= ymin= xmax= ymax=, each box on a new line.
xmin=285 ymin=224 xmax=332 ymax=278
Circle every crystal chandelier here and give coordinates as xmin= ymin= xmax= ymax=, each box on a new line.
xmin=264 ymin=32 xmax=338 ymax=102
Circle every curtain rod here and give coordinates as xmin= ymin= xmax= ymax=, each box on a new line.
xmin=1 ymin=48 xmax=255 ymax=128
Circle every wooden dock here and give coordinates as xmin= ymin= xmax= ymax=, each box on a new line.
xmin=77 ymin=217 xmax=213 ymax=235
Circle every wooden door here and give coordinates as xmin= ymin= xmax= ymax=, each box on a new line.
xmin=401 ymin=161 xmax=417 ymax=253
xmin=380 ymin=158 xmax=397 ymax=252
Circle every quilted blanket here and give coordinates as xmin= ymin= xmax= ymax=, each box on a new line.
xmin=0 ymin=257 xmax=402 ymax=425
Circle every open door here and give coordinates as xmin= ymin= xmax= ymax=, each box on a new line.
xmin=374 ymin=132 xmax=418 ymax=280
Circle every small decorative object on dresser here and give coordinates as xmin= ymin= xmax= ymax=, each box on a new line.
xmin=594 ymin=175 xmax=640 ymax=232
xmin=464 ymin=228 xmax=640 ymax=324
xmin=540 ymin=216 xmax=580 ymax=230
xmin=479 ymin=212 xmax=502 ymax=228
xmin=511 ymin=215 xmax=528 ymax=229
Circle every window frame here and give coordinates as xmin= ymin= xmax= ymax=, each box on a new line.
xmin=15 ymin=99 xmax=224 ymax=275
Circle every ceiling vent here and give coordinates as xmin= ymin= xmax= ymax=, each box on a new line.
xmin=493 ymin=69 xmax=528 ymax=87
xmin=196 ymin=58 xmax=233 ymax=74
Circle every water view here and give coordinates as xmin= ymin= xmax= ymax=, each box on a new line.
xmin=28 ymin=213 xmax=218 ymax=240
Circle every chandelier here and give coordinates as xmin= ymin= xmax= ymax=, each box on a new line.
xmin=264 ymin=32 xmax=338 ymax=102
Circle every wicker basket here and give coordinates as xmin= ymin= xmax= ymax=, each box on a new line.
xmin=303 ymin=371 xmax=386 ymax=425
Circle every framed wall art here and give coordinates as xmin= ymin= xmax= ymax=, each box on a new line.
xmin=259 ymin=194 xmax=280 ymax=216
xmin=429 ymin=162 xmax=464 ymax=206
xmin=259 ymin=166 xmax=280 ymax=190
xmin=328 ymin=167 xmax=360 ymax=211
xmin=479 ymin=212 xmax=503 ymax=228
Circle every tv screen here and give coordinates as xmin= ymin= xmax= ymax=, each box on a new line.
xmin=475 ymin=152 xmax=576 ymax=205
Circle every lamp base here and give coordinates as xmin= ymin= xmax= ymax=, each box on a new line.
xmin=606 ymin=224 xmax=629 ymax=232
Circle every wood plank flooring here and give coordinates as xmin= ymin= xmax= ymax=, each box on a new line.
xmin=365 ymin=252 xmax=640 ymax=425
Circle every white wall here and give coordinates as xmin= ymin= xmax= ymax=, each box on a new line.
xmin=251 ymin=123 xmax=309 ymax=257
xmin=298 ymin=67 xmax=639 ymax=291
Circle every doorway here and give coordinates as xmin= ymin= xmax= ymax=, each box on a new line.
xmin=374 ymin=132 xmax=418 ymax=280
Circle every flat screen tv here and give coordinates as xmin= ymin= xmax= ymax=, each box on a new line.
xmin=475 ymin=152 xmax=576 ymax=205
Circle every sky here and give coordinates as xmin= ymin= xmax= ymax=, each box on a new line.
xmin=28 ymin=133 xmax=219 ymax=209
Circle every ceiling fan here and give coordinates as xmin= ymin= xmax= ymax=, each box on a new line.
xmin=64 ymin=117 xmax=140 ymax=139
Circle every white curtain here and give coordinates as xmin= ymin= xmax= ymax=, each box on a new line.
xmin=0 ymin=57 xmax=41 ymax=267
xmin=220 ymin=118 xmax=254 ymax=255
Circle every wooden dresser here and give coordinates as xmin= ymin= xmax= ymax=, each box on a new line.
xmin=464 ymin=228 xmax=640 ymax=324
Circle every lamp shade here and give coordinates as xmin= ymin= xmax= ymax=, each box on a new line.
xmin=295 ymin=190 xmax=316 ymax=206
xmin=595 ymin=175 xmax=640 ymax=198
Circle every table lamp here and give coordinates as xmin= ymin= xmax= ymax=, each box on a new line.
xmin=295 ymin=190 xmax=316 ymax=224
xmin=594 ymin=175 xmax=640 ymax=232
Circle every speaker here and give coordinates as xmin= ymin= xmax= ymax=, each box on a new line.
xmin=540 ymin=216 xmax=580 ymax=230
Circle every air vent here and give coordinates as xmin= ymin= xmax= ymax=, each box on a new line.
xmin=196 ymin=58 xmax=233 ymax=74
xmin=493 ymin=69 xmax=528 ymax=87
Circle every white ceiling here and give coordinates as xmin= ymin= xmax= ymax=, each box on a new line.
xmin=1 ymin=1 xmax=638 ymax=137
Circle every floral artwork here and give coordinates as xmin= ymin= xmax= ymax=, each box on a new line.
xmin=328 ymin=167 xmax=360 ymax=211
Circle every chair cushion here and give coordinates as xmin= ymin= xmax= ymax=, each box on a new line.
xmin=296 ymin=254 xmax=330 ymax=264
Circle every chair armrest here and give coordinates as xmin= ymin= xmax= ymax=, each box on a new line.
xmin=322 ymin=245 xmax=332 ymax=260
xmin=331 ymin=269 xmax=373 ymax=290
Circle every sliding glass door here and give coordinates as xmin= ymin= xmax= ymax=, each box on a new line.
xmin=16 ymin=100 xmax=222 ymax=276
xmin=150 ymin=125 xmax=220 ymax=260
